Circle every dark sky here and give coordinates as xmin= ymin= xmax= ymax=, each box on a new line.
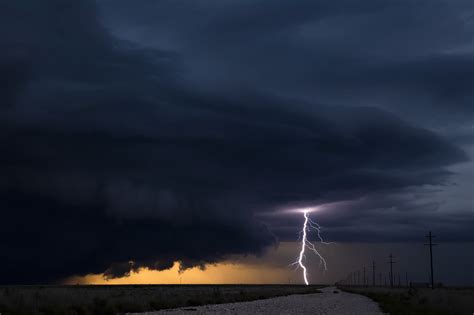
xmin=0 ymin=0 xmax=473 ymax=284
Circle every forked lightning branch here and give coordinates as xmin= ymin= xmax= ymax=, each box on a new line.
xmin=290 ymin=209 xmax=331 ymax=285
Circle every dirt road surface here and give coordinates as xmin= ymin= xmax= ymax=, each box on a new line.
xmin=128 ymin=286 xmax=385 ymax=315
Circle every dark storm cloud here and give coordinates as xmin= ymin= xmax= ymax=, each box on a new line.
xmin=265 ymin=189 xmax=474 ymax=243
xmin=0 ymin=188 xmax=274 ymax=283
xmin=0 ymin=0 xmax=471 ymax=283
xmin=0 ymin=61 xmax=29 ymax=109
xmin=98 ymin=0 xmax=474 ymax=125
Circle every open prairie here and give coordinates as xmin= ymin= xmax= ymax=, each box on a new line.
xmin=339 ymin=286 xmax=474 ymax=315
xmin=0 ymin=284 xmax=323 ymax=315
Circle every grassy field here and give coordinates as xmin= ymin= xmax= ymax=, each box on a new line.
xmin=338 ymin=286 xmax=474 ymax=315
xmin=0 ymin=284 xmax=324 ymax=315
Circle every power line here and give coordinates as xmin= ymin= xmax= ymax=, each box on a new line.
xmin=388 ymin=254 xmax=396 ymax=288
xmin=363 ymin=266 xmax=366 ymax=287
xmin=424 ymin=231 xmax=438 ymax=289
xmin=372 ymin=261 xmax=376 ymax=287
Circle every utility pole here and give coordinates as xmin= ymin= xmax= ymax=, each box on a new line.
xmin=425 ymin=231 xmax=438 ymax=289
xmin=372 ymin=261 xmax=376 ymax=286
xmin=363 ymin=267 xmax=366 ymax=287
xmin=388 ymin=254 xmax=396 ymax=288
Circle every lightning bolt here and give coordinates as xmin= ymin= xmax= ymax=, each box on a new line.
xmin=290 ymin=209 xmax=330 ymax=285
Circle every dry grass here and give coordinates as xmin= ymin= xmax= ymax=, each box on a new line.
xmin=338 ymin=286 xmax=474 ymax=315
xmin=0 ymin=284 xmax=323 ymax=315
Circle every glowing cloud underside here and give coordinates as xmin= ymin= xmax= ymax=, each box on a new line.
xmin=290 ymin=209 xmax=330 ymax=285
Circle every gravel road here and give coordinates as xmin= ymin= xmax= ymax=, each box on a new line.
xmin=129 ymin=286 xmax=385 ymax=315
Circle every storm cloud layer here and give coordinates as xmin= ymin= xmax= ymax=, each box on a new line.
xmin=0 ymin=0 xmax=472 ymax=283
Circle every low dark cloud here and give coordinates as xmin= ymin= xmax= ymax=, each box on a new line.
xmin=98 ymin=0 xmax=474 ymax=126
xmin=0 ymin=0 xmax=472 ymax=283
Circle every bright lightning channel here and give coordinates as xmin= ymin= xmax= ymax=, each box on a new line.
xmin=290 ymin=209 xmax=330 ymax=285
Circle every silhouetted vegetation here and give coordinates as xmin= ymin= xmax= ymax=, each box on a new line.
xmin=338 ymin=286 xmax=474 ymax=315
xmin=0 ymin=284 xmax=323 ymax=315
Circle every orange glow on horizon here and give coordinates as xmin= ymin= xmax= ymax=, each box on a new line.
xmin=64 ymin=243 xmax=304 ymax=285
xmin=65 ymin=262 xmax=293 ymax=285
